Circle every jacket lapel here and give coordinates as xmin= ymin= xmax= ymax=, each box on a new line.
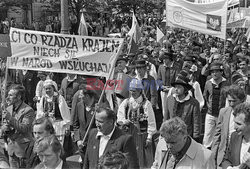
xmin=92 ymin=133 xmax=100 ymax=162
xmin=159 ymin=150 xmax=168 ymax=169
xmin=103 ymin=127 xmax=119 ymax=155
xmin=233 ymin=134 xmax=243 ymax=165
xmin=224 ymin=107 xmax=232 ymax=145
xmin=6 ymin=105 xmax=13 ymax=116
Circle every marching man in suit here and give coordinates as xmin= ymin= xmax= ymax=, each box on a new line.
xmin=83 ymin=106 xmax=139 ymax=169
xmin=33 ymin=135 xmax=71 ymax=169
xmin=1 ymin=84 xmax=36 ymax=168
xmin=222 ymin=102 xmax=250 ymax=169
xmin=212 ymin=85 xmax=246 ymax=168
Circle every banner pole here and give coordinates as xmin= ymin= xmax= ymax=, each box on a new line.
xmin=81 ymin=41 xmax=124 ymax=145
xmin=223 ymin=1 xmax=229 ymax=55
xmin=1 ymin=58 xmax=9 ymax=125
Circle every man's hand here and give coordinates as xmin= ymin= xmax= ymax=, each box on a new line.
xmin=2 ymin=111 xmax=11 ymax=121
xmin=145 ymin=138 xmax=152 ymax=148
xmin=242 ymin=152 xmax=250 ymax=167
xmin=77 ymin=140 xmax=84 ymax=149
xmin=162 ymin=86 xmax=171 ymax=92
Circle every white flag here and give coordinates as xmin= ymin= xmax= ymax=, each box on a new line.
xmin=166 ymin=0 xmax=228 ymax=39
xmin=78 ymin=13 xmax=88 ymax=36
xmin=156 ymin=27 xmax=164 ymax=42
xmin=127 ymin=12 xmax=141 ymax=43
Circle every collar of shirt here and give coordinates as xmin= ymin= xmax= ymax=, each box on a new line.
xmin=13 ymin=101 xmax=23 ymax=112
xmin=96 ymin=126 xmax=116 ymax=140
xmin=174 ymin=136 xmax=191 ymax=162
xmin=173 ymin=93 xmax=191 ymax=103
xmin=163 ymin=62 xmax=174 ymax=68
xmin=209 ymin=77 xmax=226 ymax=86
xmin=135 ymin=72 xmax=148 ymax=80
xmin=55 ymin=160 xmax=63 ymax=169
xmin=66 ymin=75 xmax=77 ymax=82
xmin=123 ymin=67 xmax=128 ymax=74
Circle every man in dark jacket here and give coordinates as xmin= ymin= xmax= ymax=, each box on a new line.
xmin=2 ymin=84 xmax=36 ymax=168
xmin=84 ymin=106 xmax=139 ymax=169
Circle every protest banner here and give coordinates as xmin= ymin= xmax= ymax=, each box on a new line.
xmin=8 ymin=28 xmax=124 ymax=77
xmin=166 ymin=0 xmax=228 ymax=39
xmin=194 ymin=0 xmax=239 ymax=7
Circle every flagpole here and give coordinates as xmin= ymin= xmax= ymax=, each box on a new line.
xmin=223 ymin=0 xmax=229 ymax=55
xmin=1 ymin=58 xmax=9 ymax=125
xmin=80 ymin=41 xmax=124 ymax=145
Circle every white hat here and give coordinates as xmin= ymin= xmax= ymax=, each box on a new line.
xmin=43 ymin=79 xmax=58 ymax=91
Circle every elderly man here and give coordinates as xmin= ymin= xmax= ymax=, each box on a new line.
xmin=1 ymin=84 xmax=36 ymax=168
xmin=152 ymin=117 xmax=214 ymax=169
xmin=84 ymin=106 xmax=139 ymax=169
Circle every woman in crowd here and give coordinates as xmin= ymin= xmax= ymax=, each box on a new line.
xmin=36 ymin=79 xmax=70 ymax=144
xmin=117 ymin=78 xmax=157 ymax=168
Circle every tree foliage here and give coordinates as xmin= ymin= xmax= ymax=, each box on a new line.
xmin=105 ymin=0 xmax=158 ymax=15
xmin=69 ymin=0 xmax=103 ymax=22
xmin=0 ymin=0 xmax=32 ymax=11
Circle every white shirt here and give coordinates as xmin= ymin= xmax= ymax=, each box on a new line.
xmin=117 ymin=98 xmax=157 ymax=139
xmin=228 ymin=110 xmax=235 ymax=141
xmin=241 ymin=138 xmax=250 ymax=164
xmin=97 ymin=126 xmax=116 ymax=157
xmin=55 ymin=160 xmax=63 ymax=169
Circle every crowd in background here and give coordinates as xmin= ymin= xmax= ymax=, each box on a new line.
xmin=1 ymin=12 xmax=250 ymax=169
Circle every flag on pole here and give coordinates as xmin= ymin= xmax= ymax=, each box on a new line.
xmin=156 ymin=27 xmax=164 ymax=42
xmin=126 ymin=12 xmax=141 ymax=54
xmin=128 ymin=38 xmax=138 ymax=54
xmin=166 ymin=0 xmax=228 ymax=39
xmin=127 ymin=12 xmax=142 ymax=43
xmin=78 ymin=13 xmax=88 ymax=36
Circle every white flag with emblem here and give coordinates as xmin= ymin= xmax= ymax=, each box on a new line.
xmin=166 ymin=0 xmax=227 ymax=39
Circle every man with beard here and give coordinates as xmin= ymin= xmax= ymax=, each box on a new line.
xmin=1 ymin=85 xmax=35 ymax=168
xmin=84 ymin=106 xmax=139 ymax=169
